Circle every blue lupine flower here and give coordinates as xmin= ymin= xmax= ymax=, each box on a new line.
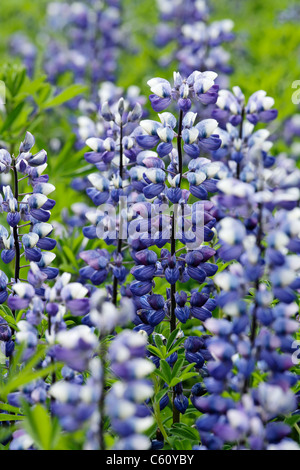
xmin=147 ymin=71 xmax=219 ymax=112
xmin=107 ymin=330 xmax=155 ymax=450
xmin=174 ymin=383 xmax=189 ymax=414
xmin=137 ymin=111 xmax=221 ymax=159
xmin=155 ymin=1 xmax=234 ymax=78
xmin=213 ymin=87 xmax=278 ymax=128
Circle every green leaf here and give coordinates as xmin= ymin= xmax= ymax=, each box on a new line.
xmin=0 ymin=413 xmax=24 ymax=422
xmin=0 ymin=345 xmax=57 ymax=399
xmin=148 ymin=345 xmax=164 ymax=359
xmin=285 ymin=415 xmax=300 ymax=427
xmin=171 ymin=357 xmax=185 ymax=379
xmin=160 ymin=360 xmax=172 ymax=385
xmin=11 ymin=68 xmax=26 ymax=96
xmin=153 ymin=369 xmax=168 ymax=383
xmin=62 ymin=246 xmax=79 ymax=269
xmin=169 ymin=371 xmax=197 ymax=388
xmin=154 ymin=389 xmax=168 ymax=404
xmin=0 ymin=427 xmax=14 ymax=445
xmin=43 ymin=84 xmax=87 ymax=109
xmin=154 ymin=334 xmax=165 ymax=350
xmin=22 ymin=403 xmax=62 ymax=450
xmin=0 ymin=403 xmax=22 ymax=414
xmin=166 ymin=328 xmax=179 ymax=351
xmin=153 ymin=334 xmax=167 ymax=358
xmin=167 ymin=337 xmax=186 ymax=356
xmin=0 ymin=306 xmax=17 ymax=330
xmin=180 ymin=362 xmax=196 ymax=375
xmin=171 ymin=423 xmax=199 ymax=441
xmin=16 ymin=309 xmax=26 ymax=324
xmin=1 ymin=102 xmax=25 ymax=132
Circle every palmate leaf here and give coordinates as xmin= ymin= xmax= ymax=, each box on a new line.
xmin=50 ymin=135 xmax=77 ymax=173
xmin=148 ymin=344 xmax=164 ymax=359
xmin=170 ymin=357 xmax=185 ymax=379
xmin=0 ymin=364 xmax=57 ymax=400
xmin=0 ymin=426 xmax=14 ymax=445
xmin=172 ymin=438 xmax=193 ymax=450
xmin=10 ymin=66 xmax=26 ymax=97
xmin=166 ymin=338 xmax=186 ymax=357
xmin=171 ymin=422 xmax=200 ymax=441
xmin=0 ymin=402 xmax=22 ymax=414
xmin=21 ymin=402 xmax=62 ymax=451
xmin=154 ymin=334 xmax=165 ymax=350
xmin=62 ymin=245 xmax=79 ymax=270
xmin=16 ymin=74 xmax=48 ymax=100
xmin=1 ymin=101 xmax=25 ymax=133
xmin=152 ymin=369 xmax=167 ymax=383
xmin=0 ymin=305 xmax=18 ymax=330
xmin=42 ymin=84 xmax=88 ymax=109
xmin=154 ymin=388 xmax=169 ymax=404
xmin=285 ymin=414 xmax=300 ymax=427
xmin=169 ymin=372 xmax=198 ymax=388
xmin=0 ymin=413 xmax=25 ymax=422
xmin=52 ymin=141 xmax=88 ymax=175
xmin=166 ymin=328 xmax=179 ymax=351
xmin=159 ymin=360 xmax=172 ymax=385
xmin=0 ymin=344 xmax=58 ymax=400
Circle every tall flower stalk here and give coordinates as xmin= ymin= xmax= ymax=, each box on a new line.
xmin=79 ymin=90 xmax=143 ymax=302
xmin=129 ymin=70 xmax=223 ymax=426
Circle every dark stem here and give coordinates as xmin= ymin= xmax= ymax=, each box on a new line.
xmin=170 ymin=210 xmax=180 ymax=424
xmin=119 ymin=123 xmax=123 ymax=181
xmin=12 ymin=160 xmax=20 ymax=285
xmin=237 ymin=107 xmax=245 ymax=180
xmin=243 ymin=202 xmax=264 ymax=393
xmin=112 ymin=123 xmax=123 ymax=306
xmin=10 ymin=160 xmax=20 ymax=333
xmin=177 ymin=109 xmax=183 ymax=187
xmin=250 ymin=202 xmax=263 ymax=344
xmin=169 ymin=110 xmax=184 ymax=331
xmin=170 ymin=213 xmax=177 ymax=333
xmin=255 ymin=202 xmax=263 ymax=250
xmin=250 ymin=280 xmax=259 ymax=345
xmin=169 ymin=110 xmax=184 ymax=425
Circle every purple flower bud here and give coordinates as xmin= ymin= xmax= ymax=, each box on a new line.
xmin=174 ymin=393 xmax=189 ymax=414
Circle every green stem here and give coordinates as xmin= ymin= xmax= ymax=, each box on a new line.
xmin=153 ymin=398 xmax=171 ymax=446
xmin=99 ymin=339 xmax=106 ymax=450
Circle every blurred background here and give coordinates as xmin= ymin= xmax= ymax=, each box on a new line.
xmin=0 ymin=0 xmax=299 ymax=277
xmin=1 ymin=0 xmax=299 ymax=113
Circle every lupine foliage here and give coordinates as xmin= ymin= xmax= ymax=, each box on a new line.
xmin=0 ymin=0 xmax=299 ymax=452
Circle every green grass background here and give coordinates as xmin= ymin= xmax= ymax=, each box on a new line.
xmin=0 ymin=0 xmax=300 ymax=225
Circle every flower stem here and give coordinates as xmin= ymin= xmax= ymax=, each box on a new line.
xmin=99 ymin=339 xmax=106 ymax=450
xmin=237 ymin=107 xmax=245 ymax=180
xmin=243 ymin=201 xmax=264 ymax=393
xmin=48 ymin=315 xmax=56 ymax=413
xmin=177 ymin=109 xmax=184 ymax=187
xmin=169 ymin=110 xmax=184 ymax=425
xmin=12 ymin=159 xmax=20 ymax=285
xmin=250 ymin=201 xmax=263 ymax=344
xmin=112 ymin=123 xmax=123 ymax=306
xmin=170 ymin=110 xmax=184 ymax=331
